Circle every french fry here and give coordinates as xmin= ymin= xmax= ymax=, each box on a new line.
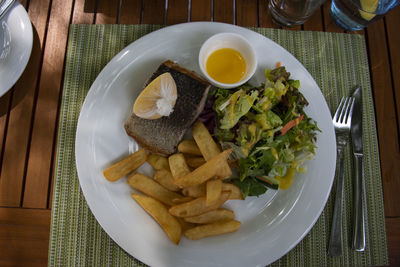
xmin=169 ymin=191 xmax=230 ymax=217
xmin=147 ymin=153 xmax=170 ymax=171
xmin=185 ymin=156 xmax=206 ymax=169
xmin=192 ymin=121 xmax=221 ymax=160
xmin=176 ymin=217 xmax=197 ymax=232
xmin=168 ymin=153 xmax=191 ymax=179
xmin=127 ymin=173 xmax=184 ymax=206
xmin=172 ymin=196 xmax=194 ymax=204
xmin=222 ymin=183 xmax=244 ymax=200
xmin=178 ymin=140 xmax=202 ymax=156
xmin=131 ymin=194 xmax=181 ymax=244
xmin=184 ymin=209 xmax=234 ymax=224
xmin=192 ymin=121 xmax=232 ymax=179
xmin=153 ymin=169 xmax=180 ymax=192
xmin=184 ymin=220 xmax=241 ymax=240
xmin=206 ymin=179 xmax=222 ymax=206
xmin=103 ymin=148 xmax=147 ymax=182
xmin=173 ymin=149 xmax=232 ymax=188
xmin=182 ymin=184 xmax=206 ymax=198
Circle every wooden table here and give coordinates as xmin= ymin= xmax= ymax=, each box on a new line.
xmin=0 ymin=0 xmax=399 ymax=266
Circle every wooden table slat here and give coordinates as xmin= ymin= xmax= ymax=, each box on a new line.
xmin=385 ymin=8 xmax=400 ymax=141
xmin=0 ymin=207 xmax=51 ymax=267
xmin=366 ymin=19 xmax=400 ymax=217
xmin=22 ymin=0 xmax=75 ymax=209
xmin=213 ymin=0 xmax=234 ymax=24
xmin=258 ymin=0 xmax=276 ymax=28
xmin=166 ymin=0 xmax=189 ymax=25
xmin=71 ymin=0 xmax=96 ymax=24
xmin=0 ymin=93 xmax=11 ymax=170
xmin=120 ymin=0 xmax=143 ymax=24
xmin=0 ymin=0 xmax=51 ymax=207
xmin=236 ymin=0 xmax=258 ymax=27
xmin=190 ymin=0 xmax=212 ymax=21
xmin=387 ymin=217 xmax=400 ymax=267
xmin=142 ymin=0 xmax=166 ymax=25
xmin=323 ymin=1 xmax=345 ymax=33
xmin=96 ymin=0 xmax=120 ymax=24
xmin=303 ymin=6 xmax=324 ymax=31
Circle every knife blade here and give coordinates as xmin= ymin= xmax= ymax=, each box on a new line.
xmin=350 ymin=86 xmax=365 ymax=251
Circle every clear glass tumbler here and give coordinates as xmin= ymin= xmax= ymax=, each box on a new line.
xmin=331 ymin=0 xmax=400 ymax=31
xmin=269 ymin=0 xmax=327 ymax=27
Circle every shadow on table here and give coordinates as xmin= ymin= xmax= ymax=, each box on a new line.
xmin=0 ymin=24 xmax=41 ymax=117
xmin=84 ymin=0 xmax=120 ymax=17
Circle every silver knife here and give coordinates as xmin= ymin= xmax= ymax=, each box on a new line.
xmin=351 ymin=86 xmax=365 ymax=251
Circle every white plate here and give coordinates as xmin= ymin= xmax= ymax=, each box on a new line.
xmin=0 ymin=1 xmax=32 ymax=97
xmin=75 ymin=22 xmax=336 ymax=267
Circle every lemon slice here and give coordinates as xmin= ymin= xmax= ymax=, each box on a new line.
xmin=359 ymin=0 xmax=379 ymax=21
xmin=133 ymin=72 xmax=177 ymax=119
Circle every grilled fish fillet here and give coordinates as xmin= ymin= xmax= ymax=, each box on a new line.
xmin=125 ymin=60 xmax=211 ymax=155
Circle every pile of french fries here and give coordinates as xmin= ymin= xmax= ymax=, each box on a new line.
xmin=103 ymin=121 xmax=243 ymax=244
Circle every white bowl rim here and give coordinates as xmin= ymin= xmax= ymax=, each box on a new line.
xmin=198 ymin=32 xmax=258 ymax=89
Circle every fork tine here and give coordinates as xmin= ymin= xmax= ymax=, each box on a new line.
xmin=333 ymin=97 xmax=345 ymax=122
xmin=346 ymin=97 xmax=355 ymax=124
xmin=342 ymin=97 xmax=354 ymax=124
xmin=338 ymin=97 xmax=350 ymax=123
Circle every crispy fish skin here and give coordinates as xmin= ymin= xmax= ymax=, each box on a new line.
xmin=125 ymin=61 xmax=211 ymax=155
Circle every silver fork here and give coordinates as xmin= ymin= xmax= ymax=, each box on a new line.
xmin=328 ymin=96 xmax=355 ymax=257
xmin=0 ymin=0 xmax=15 ymax=19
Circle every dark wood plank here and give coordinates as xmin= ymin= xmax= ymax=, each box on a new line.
xmin=0 ymin=208 xmax=51 ymax=267
xmin=167 ymin=0 xmax=188 ymax=25
xmin=190 ymin=0 xmax=212 ymax=21
xmin=323 ymin=1 xmax=345 ymax=32
xmin=366 ymin=20 xmax=400 ymax=217
xmin=22 ymin=0 xmax=74 ymax=209
xmin=303 ymin=6 xmax=324 ymax=31
xmin=120 ymin=0 xmax=142 ymax=24
xmin=386 ymin=217 xmax=400 ymax=267
xmin=71 ymin=0 xmax=96 ymax=24
xmin=385 ymin=7 xmax=400 ymax=142
xmin=258 ymin=0 xmax=276 ymax=28
xmin=236 ymin=0 xmax=257 ymax=27
xmin=286 ymin=25 xmax=302 ymax=31
xmin=0 ymin=0 xmax=51 ymax=207
xmin=0 ymin=92 xmax=11 ymax=171
xmin=96 ymin=0 xmax=119 ymax=24
xmin=213 ymin=0 xmax=234 ymax=24
xmin=142 ymin=0 xmax=166 ymax=24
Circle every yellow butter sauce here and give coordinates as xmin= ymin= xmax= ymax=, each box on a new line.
xmin=206 ymin=48 xmax=246 ymax=84
xmin=276 ymin=167 xmax=296 ymax=189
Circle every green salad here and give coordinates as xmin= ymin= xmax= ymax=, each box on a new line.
xmin=199 ymin=66 xmax=320 ymax=198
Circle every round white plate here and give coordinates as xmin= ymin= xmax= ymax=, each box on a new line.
xmin=0 ymin=1 xmax=32 ymax=97
xmin=75 ymin=22 xmax=336 ymax=267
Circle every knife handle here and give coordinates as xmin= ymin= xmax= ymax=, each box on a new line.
xmin=352 ymin=154 xmax=366 ymax=251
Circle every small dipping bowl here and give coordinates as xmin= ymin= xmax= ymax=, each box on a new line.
xmin=198 ymin=32 xmax=257 ymax=89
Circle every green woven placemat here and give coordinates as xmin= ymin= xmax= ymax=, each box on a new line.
xmin=48 ymin=24 xmax=388 ymax=267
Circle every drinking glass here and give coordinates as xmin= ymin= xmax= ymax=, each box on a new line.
xmin=331 ymin=0 xmax=400 ymax=31
xmin=269 ymin=0 xmax=327 ymax=27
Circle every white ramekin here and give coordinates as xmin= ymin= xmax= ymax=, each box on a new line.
xmin=198 ymin=32 xmax=257 ymax=89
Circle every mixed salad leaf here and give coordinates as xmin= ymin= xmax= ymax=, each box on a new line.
xmin=199 ymin=66 xmax=320 ymax=198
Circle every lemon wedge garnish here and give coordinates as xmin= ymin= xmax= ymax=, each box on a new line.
xmin=133 ymin=72 xmax=177 ymax=120
xmin=359 ymin=0 xmax=379 ymax=21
